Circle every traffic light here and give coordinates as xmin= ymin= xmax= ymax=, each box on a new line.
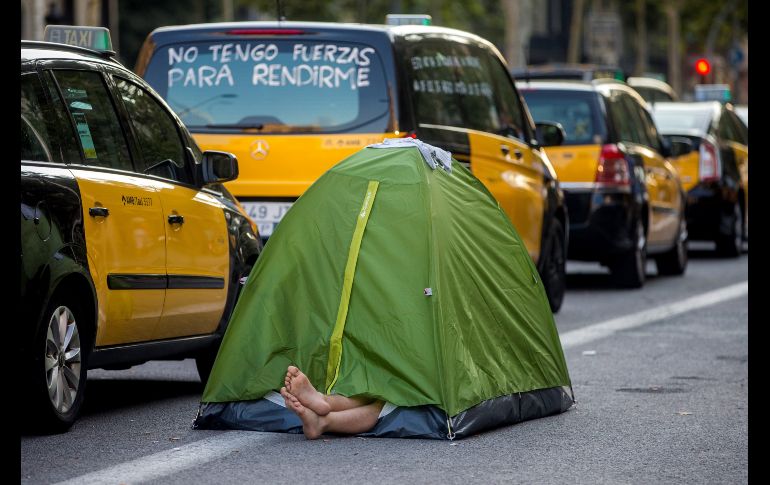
xmin=695 ymin=58 xmax=711 ymax=76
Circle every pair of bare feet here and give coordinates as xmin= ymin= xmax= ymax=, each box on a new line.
xmin=280 ymin=365 xmax=384 ymax=440
xmin=280 ymin=366 xmax=330 ymax=439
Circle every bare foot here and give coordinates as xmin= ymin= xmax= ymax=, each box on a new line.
xmin=280 ymin=386 xmax=324 ymax=440
xmin=286 ymin=366 xmax=331 ymax=416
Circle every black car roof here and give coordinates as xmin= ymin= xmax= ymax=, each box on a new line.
xmin=145 ymin=21 xmax=499 ymax=51
xmin=21 ymin=40 xmax=125 ymax=68
xmin=515 ymin=80 xmax=598 ymax=92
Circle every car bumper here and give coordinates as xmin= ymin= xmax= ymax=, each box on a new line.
xmin=685 ymin=182 xmax=737 ymax=241
xmin=563 ymin=188 xmax=637 ymax=261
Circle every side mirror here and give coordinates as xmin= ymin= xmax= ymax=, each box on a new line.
xmin=535 ymin=121 xmax=566 ymax=147
xmin=201 ymin=150 xmax=239 ymax=185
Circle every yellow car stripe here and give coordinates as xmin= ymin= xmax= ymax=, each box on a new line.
xmin=325 ymin=180 xmax=379 ymax=394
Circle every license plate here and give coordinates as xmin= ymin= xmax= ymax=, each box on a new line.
xmin=241 ymin=201 xmax=293 ymax=238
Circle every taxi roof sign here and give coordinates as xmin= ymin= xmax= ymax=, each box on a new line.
xmin=44 ymin=25 xmax=113 ymax=52
xmin=386 ymin=14 xmax=432 ymax=26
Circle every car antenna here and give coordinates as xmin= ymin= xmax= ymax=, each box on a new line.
xmin=276 ymin=0 xmax=286 ymax=23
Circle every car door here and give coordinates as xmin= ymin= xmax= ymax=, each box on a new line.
xmin=111 ymin=73 xmax=230 ymax=340
xmin=461 ymin=43 xmax=544 ymax=261
xmin=724 ymin=109 xmax=749 ymax=220
xmin=47 ymin=67 xmax=166 ymax=346
xmin=618 ymin=91 xmax=678 ymax=246
xmin=637 ymin=104 xmax=682 ymax=245
xmin=402 ymin=38 xmax=544 ymax=261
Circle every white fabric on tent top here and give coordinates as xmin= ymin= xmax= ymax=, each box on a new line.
xmin=367 ymin=138 xmax=452 ymax=173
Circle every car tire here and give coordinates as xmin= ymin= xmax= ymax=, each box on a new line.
xmin=539 ymin=219 xmax=566 ymax=313
xmin=716 ymin=202 xmax=742 ymax=258
xmin=610 ymin=218 xmax=646 ymax=289
xmin=27 ymin=295 xmax=89 ymax=433
xmin=196 ymin=262 xmax=252 ymax=386
xmin=195 ymin=344 xmax=219 ymax=386
xmin=655 ymin=214 xmax=688 ymax=276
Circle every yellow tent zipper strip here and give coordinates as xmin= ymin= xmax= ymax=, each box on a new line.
xmin=325 ymin=180 xmax=379 ymax=394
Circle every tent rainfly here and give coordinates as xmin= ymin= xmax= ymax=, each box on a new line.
xmin=193 ymin=138 xmax=574 ymax=439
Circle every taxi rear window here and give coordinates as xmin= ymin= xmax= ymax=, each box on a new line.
xmin=520 ymin=89 xmax=606 ymax=145
xmin=143 ymin=40 xmax=391 ymax=134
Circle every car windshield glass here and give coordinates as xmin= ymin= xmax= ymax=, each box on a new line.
xmin=143 ymin=40 xmax=391 ymax=134
xmin=652 ymin=109 xmax=712 ymax=134
xmin=520 ymin=89 xmax=604 ymax=145
xmin=633 ymin=86 xmax=674 ymax=103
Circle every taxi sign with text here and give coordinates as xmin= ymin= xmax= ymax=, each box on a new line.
xmin=44 ymin=25 xmax=113 ymax=52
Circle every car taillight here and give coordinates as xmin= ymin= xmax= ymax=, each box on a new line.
xmin=698 ymin=140 xmax=720 ymax=182
xmin=595 ymin=143 xmax=630 ymax=186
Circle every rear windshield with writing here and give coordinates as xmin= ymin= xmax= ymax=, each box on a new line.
xmin=143 ymin=40 xmax=390 ymax=134
xmin=520 ymin=89 xmax=606 ymax=145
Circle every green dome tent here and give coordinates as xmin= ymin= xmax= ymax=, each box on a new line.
xmin=193 ymin=139 xmax=574 ymax=439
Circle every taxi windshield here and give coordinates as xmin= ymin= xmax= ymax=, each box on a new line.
xmin=520 ymin=89 xmax=605 ymax=145
xmin=144 ymin=40 xmax=391 ymax=134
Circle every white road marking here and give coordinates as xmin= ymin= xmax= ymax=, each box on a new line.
xmin=52 ymin=431 xmax=279 ymax=485
xmin=560 ymin=281 xmax=748 ymax=349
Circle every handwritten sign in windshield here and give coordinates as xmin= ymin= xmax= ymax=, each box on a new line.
xmin=167 ymin=43 xmax=375 ymax=90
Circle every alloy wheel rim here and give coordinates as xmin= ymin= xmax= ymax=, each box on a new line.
xmin=678 ymin=218 xmax=687 ymax=261
xmin=636 ymin=222 xmax=647 ymax=274
xmin=45 ymin=306 xmax=81 ymax=414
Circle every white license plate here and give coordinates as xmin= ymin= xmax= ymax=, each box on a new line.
xmin=241 ymin=201 xmax=293 ymax=238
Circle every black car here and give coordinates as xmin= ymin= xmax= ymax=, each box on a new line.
xmin=652 ymin=101 xmax=748 ymax=256
xmin=21 ymin=26 xmax=262 ymax=432
xmin=519 ymin=80 xmax=692 ymax=288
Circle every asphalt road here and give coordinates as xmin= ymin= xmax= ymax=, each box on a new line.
xmin=20 ymin=246 xmax=749 ymax=484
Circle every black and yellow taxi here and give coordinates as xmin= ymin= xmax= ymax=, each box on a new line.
xmin=134 ymin=18 xmax=570 ymax=311
xmin=518 ymin=79 xmax=691 ymax=288
xmin=626 ymin=77 xmax=679 ymax=104
xmin=651 ymin=101 xmax=748 ymax=256
xmin=21 ymin=26 xmax=262 ymax=432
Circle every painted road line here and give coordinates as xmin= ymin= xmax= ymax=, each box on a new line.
xmin=52 ymin=431 xmax=279 ymax=485
xmin=560 ymin=280 xmax=748 ymax=349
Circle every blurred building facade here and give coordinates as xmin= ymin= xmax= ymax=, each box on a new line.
xmin=21 ymin=0 xmax=747 ymax=103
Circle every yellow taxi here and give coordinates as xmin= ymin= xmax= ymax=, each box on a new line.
xmin=519 ymin=80 xmax=692 ymax=287
xmin=135 ymin=19 xmax=570 ymax=311
xmin=21 ymin=27 xmax=262 ymax=431
xmin=652 ymin=101 xmax=748 ymax=256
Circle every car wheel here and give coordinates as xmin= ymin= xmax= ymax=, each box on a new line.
xmin=195 ymin=344 xmax=219 ymax=386
xmin=28 ymin=296 xmax=88 ymax=433
xmin=196 ymin=263 xmax=252 ymax=386
xmin=655 ymin=214 xmax=688 ymax=276
xmin=610 ymin=218 xmax=646 ymax=289
xmin=539 ymin=219 xmax=566 ymax=313
xmin=716 ymin=202 xmax=742 ymax=258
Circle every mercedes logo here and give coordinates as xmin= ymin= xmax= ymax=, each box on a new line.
xmin=250 ymin=140 xmax=270 ymax=160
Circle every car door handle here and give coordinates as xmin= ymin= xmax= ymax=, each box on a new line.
xmin=500 ymin=145 xmax=510 ymax=157
xmin=88 ymin=207 xmax=109 ymax=218
xmin=513 ymin=149 xmax=523 ymax=160
xmin=168 ymin=214 xmax=185 ymax=225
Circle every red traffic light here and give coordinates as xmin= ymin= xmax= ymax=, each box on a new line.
xmin=695 ymin=58 xmax=711 ymax=76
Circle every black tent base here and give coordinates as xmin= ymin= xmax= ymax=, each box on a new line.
xmin=193 ymin=386 xmax=574 ymax=440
